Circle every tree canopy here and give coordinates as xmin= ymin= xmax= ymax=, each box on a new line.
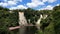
xmin=0 ymin=5 xmax=60 ymax=34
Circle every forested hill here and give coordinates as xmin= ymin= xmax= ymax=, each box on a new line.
xmin=0 ymin=5 xmax=60 ymax=34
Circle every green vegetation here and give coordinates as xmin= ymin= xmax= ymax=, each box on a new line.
xmin=0 ymin=5 xmax=60 ymax=34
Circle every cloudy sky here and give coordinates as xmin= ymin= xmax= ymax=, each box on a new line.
xmin=0 ymin=0 xmax=60 ymax=10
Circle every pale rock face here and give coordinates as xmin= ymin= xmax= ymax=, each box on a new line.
xmin=19 ymin=12 xmax=28 ymax=34
xmin=36 ymin=14 xmax=48 ymax=30
xmin=43 ymin=14 xmax=48 ymax=19
xmin=36 ymin=14 xmax=43 ymax=30
xmin=19 ymin=12 xmax=27 ymax=26
xmin=36 ymin=14 xmax=43 ymax=25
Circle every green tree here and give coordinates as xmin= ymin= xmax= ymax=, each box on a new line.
xmin=52 ymin=5 xmax=60 ymax=34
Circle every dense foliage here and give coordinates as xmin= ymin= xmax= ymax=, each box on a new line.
xmin=0 ymin=8 xmax=19 ymax=34
xmin=0 ymin=5 xmax=60 ymax=34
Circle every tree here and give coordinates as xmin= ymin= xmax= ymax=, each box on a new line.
xmin=52 ymin=5 xmax=60 ymax=34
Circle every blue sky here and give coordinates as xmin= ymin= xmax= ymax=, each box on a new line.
xmin=0 ymin=0 xmax=60 ymax=10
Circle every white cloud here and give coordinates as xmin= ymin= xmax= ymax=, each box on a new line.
xmin=27 ymin=0 xmax=56 ymax=8
xmin=48 ymin=0 xmax=56 ymax=3
xmin=0 ymin=0 xmax=23 ymax=7
xmin=4 ymin=0 xmax=22 ymax=2
xmin=13 ymin=0 xmax=22 ymax=2
xmin=0 ymin=1 xmax=17 ymax=7
xmin=17 ymin=5 xmax=27 ymax=9
xmin=4 ymin=0 xmax=8 ymax=2
xmin=56 ymin=4 xmax=60 ymax=6
xmin=7 ymin=1 xmax=17 ymax=6
xmin=42 ymin=0 xmax=57 ymax=3
xmin=0 ymin=2 xmax=8 ymax=7
xmin=45 ymin=5 xmax=53 ymax=10
xmin=27 ymin=0 xmax=57 ymax=8
xmin=27 ymin=0 xmax=44 ymax=8
xmin=9 ymin=5 xmax=28 ymax=10
xmin=42 ymin=0 xmax=47 ymax=2
xmin=39 ymin=5 xmax=54 ymax=10
xmin=9 ymin=7 xmax=17 ymax=10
